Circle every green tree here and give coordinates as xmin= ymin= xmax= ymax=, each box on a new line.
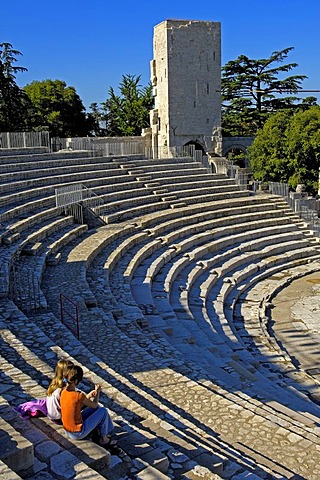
xmin=248 ymin=106 xmax=320 ymax=194
xmin=101 ymin=74 xmax=153 ymax=136
xmin=87 ymin=102 xmax=105 ymax=136
xmin=24 ymin=79 xmax=90 ymax=137
xmin=222 ymin=47 xmax=307 ymax=136
xmin=0 ymin=42 xmax=31 ymax=131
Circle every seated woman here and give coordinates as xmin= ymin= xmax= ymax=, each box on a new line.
xmin=60 ymin=364 xmax=126 ymax=457
xmin=14 ymin=359 xmax=73 ymax=420
xmin=46 ymin=359 xmax=74 ymax=421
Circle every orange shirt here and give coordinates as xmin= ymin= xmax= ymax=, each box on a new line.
xmin=60 ymin=389 xmax=85 ymax=432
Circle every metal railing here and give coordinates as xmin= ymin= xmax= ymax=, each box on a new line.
xmin=269 ymin=182 xmax=290 ymax=198
xmin=145 ymin=145 xmax=212 ymax=172
xmin=146 ymin=144 xmax=196 ymax=160
xmin=0 ymin=131 xmax=50 ymax=149
xmin=52 ymin=136 xmax=145 ymax=157
xmin=55 ymin=183 xmax=104 ymax=224
xmin=55 ymin=183 xmax=84 ymax=208
xmin=8 ymin=262 xmax=44 ymax=314
xmin=60 ymin=293 xmax=80 ymax=339
xmin=0 ymin=264 xmax=9 ymax=298
xmin=224 ymin=161 xmax=251 ymax=190
xmin=51 ymin=136 xmax=212 ymax=171
xmin=93 ymin=141 xmax=144 ymax=157
xmin=269 ymin=181 xmax=320 ymax=237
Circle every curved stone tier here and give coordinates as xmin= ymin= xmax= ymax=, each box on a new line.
xmin=1 ymin=149 xmax=320 ymax=479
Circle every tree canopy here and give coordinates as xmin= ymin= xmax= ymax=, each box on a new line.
xmin=24 ymin=79 xmax=89 ymax=137
xmin=0 ymin=42 xmax=31 ymax=131
xmin=221 ymin=47 xmax=309 ymax=136
xmin=99 ymin=74 xmax=153 ymax=136
xmin=248 ymin=105 xmax=320 ymax=194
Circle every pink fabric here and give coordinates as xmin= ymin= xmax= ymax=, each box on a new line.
xmin=14 ymin=398 xmax=48 ymax=419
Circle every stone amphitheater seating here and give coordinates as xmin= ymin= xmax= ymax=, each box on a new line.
xmin=2 ymin=149 xmax=320 ymax=479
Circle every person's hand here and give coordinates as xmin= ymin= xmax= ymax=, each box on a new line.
xmin=95 ymin=384 xmax=101 ymax=394
xmin=88 ymin=389 xmax=96 ymax=399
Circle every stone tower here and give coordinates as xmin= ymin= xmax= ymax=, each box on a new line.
xmin=150 ymin=19 xmax=221 ymax=157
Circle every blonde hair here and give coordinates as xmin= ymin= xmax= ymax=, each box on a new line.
xmin=47 ymin=359 xmax=73 ymax=396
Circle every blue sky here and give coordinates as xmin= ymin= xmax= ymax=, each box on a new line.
xmin=1 ymin=0 xmax=320 ymax=109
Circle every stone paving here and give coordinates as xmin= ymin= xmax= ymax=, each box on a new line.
xmin=39 ymin=224 xmax=320 ymax=479
xmin=271 ymin=272 xmax=320 ymax=378
xmin=2 ymin=152 xmax=320 ymax=479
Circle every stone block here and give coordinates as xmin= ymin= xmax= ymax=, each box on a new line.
xmin=171 ymin=202 xmax=186 ymax=208
xmin=35 ymin=440 xmax=61 ymax=461
xmin=0 ymin=460 xmax=23 ymax=480
xmin=20 ymin=426 xmax=48 ymax=446
xmin=231 ymin=471 xmax=265 ymax=480
xmin=73 ymin=468 xmax=106 ymax=479
xmin=139 ymin=448 xmax=169 ymax=473
xmin=192 ymin=452 xmax=224 ymax=475
xmin=50 ymin=450 xmax=85 ymax=478
xmin=31 ymin=417 xmax=110 ymax=470
xmin=3 ymin=233 xmax=20 ymax=245
xmin=21 ymin=242 xmax=42 ymax=256
xmin=68 ymin=440 xmax=111 ymax=470
xmin=154 ymin=189 xmax=169 ymax=195
xmin=162 ymin=196 xmax=177 ymax=202
xmin=117 ymin=439 xmax=153 ymax=458
xmin=182 ymin=465 xmax=221 ymax=480
xmin=145 ymin=182 xmax=160 ymax=188
xmin=46 ymin=253 xmax=61 ymax=266
xmin=0 ymin=419 xmax=34 ymax=473
xmin=100 ymin=454 xmax=129 ymax=480
xmin=135 ymin=464 xmax=171 ymax=480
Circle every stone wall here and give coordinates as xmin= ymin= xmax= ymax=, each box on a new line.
xmin=151 ymin=20 xmax=221 ymax=156
xmin=222 ymin=136 xmax=255 ymax=156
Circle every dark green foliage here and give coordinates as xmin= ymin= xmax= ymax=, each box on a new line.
xmin=101 ymin=74 xmax=153 ymax=136
xmin=222 ymin=47 xmax=308 ymax=136
xmin=24 ymin=79 xmax=89 ymax=137
xmin=87 ymin=102 xmax=104 ymax=136
xmin=248 ymin=106 xmax=320 ymax=194
xmin=0 ymin=42 xmax=32 ymax=131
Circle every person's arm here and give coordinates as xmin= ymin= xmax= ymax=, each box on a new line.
xmin=82 ymin=385 xmax=101 ymax=408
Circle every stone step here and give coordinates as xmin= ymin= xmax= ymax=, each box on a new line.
xmin=170 ymin=202 xmax=186 ymax=208
xmin=0 ymin=151 xmax=90 ymax=165
xmin=21 ymin=241 xmax=42 ymax=256
xmin=46 ymin=252 xmax=62 ymax=266
xmin=0 ymin=415 xmax=34 ymax=475
xmin=128 ymin=169 xmax=145 ymax=175
xmin=31 ymin=417 xmax=111 ymax=471
xmin=134 ymin=463 xmax=171 ymax=480
xmin=0 ymin=156 xmax=116 ymax=173
xmin=145 ymin=182 xmax=160 ymax=188
xmin=3 ymin=232 xmax=21 ymax=245
xmin=0 ymin=343 xmax=113 ymax=478
xmin=0 ymin=161 xmax=122 ymax=183
xmin=120 ymin=163 xmax=137 ymax=169
xmin=0 ymin=460 xmax=23 ymax=479
xmin=154 ymin=189 xmax=169 ymax=195
xmin=0 ymin=305 xmax=229 ymax=477
xmin=162 ymin=195 xmax=177 ymax=202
